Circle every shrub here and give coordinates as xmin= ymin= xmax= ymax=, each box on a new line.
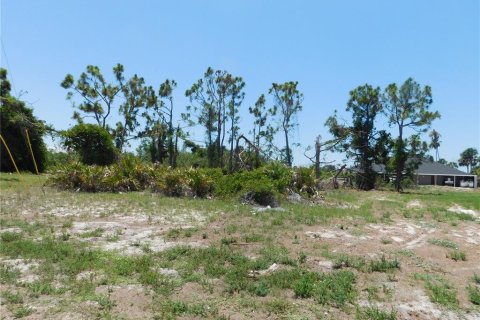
xmin=159 ymin=169 xmax=187 ymax=197
xmin=62 ymin=124 xmax=117 ymax=166
xmin=186 ymin=168 xmax=217 ymax=198
xmin=293 ymin=166 xmax=316 ymax=195
xmin=1 ymin=68 xmax=47 ymax=173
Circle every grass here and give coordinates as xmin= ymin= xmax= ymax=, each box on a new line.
xmin=1 ymin=173 xmax=479 ymax=319
xmin=468 ymin=285 xmax=480 ymax=305
xmin=427 ymin=238 xmax=459 ymax=250
xmin=332 ymin=254 xmax=400 ymax=273
xmin=356 ymin=306 xmax=397 ymax=320
xmin=447 ymin=250 xmax=467 ymax=261
xmin=414 ymin=273 xmax=459 ymax=308
xmin=1 ymin=291 xmax=24 ymax=304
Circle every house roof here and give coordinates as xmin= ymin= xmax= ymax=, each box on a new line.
xmin=415 ymin=161 xmax=473 ymax=176
xmin=351 ymin=161 xmax=474 ymax=176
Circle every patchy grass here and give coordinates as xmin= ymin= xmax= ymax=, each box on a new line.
xmin=356 ymin=306 xmax=397 ymax=320
xmin=427 ymin=238 xmax=459 ymax=250
xmin=1 ymin=173 xmax=479 ymax=319
xmin=447 ymin=250 xmax=467 ymax=261
xmin=414 ymin=273 xmax=459 ymax=308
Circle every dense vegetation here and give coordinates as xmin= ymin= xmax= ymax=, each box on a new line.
xmin=2 ymin=65 xmax=479 ymax=190
xmin=0 ymin=69 xmax=48 ymax=173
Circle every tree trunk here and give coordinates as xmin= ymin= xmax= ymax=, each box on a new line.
xmin=395 ymin=127 xmax=404 ymax=192
xmin=284 ymin=128 xmax=291 ymax=167
xmin=315 ymin=137 xmax=321 ymax=179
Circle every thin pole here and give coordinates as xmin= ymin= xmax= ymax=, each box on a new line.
xmin=0 ymin=134 xmax=20 ymax=174
xmin=25 ymin=129 xmax=39 ymax=174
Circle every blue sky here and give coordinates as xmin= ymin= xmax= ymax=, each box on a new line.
xmin=1 ymin=0 xmax=479 ymax=166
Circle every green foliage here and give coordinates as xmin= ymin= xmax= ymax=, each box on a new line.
xmin=427 ymin=238 xmax=458 ymax=250
xmin=414 ymin=273 xmax=458 ymax=308
xmin=468 ymin=285 xmax=480 ymax=305
xmin=62 ymin=124 xmax=117 ymax=166
xmin=326 ymin=84 xmax=385 ymax=190
xmin=185 ymin=168 xmax=217 ymax=197
xmin=0 ymin=68 xmax=47 ymax=173
xmin=458 ymin=148 xmax=478 ymax=173
xmin=447 ymin=250 xmax=466 ymax=261
xmin=383 ymin=78 xmax=440 ymax=191
xmin=269 ymin=81 xmax=303 ymax=167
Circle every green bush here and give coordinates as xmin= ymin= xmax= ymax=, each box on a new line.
xmin=186 ymin=168 xmax=218 ymax=198
xmin=62 ymin=124 xmax=117 ymax=166
xmin=1 ymin=68 xmax=47 ymax=173
xmin=294 ymin=166 xmax=316 ymax=195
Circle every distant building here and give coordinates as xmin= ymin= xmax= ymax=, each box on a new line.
xmin=414 ymin=161 xmax=477 ymax=188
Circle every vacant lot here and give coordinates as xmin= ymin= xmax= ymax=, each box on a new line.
xmin=1 ymin=173 xmax=479 ymax=319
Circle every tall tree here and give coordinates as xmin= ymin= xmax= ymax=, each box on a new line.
xmin=61 ymin=64 xmax=154 ymax=151
xmin=227 ymin=77 xmax=245 ymax=172
xmin=184 ymin=67 xmax=244 ymax=168
xmin=143 ymin=79 xmax=179 ymax=165
xmin=61 ymin=64 xmax=124 ymax=129
xmin=115 ymin=75 xmax=156 ymax=150
xmin=326 ymin=84 xmax=385 ymax=190
xmin=248 ymin=94 xmax=277 ymax=167
xmin=383 ymin=78 xmax=440 ymax=191
xmin=429 ymin=129 xmax=441 ymax=161
xmin=269 ymin=81 xmax=303 ymax=167
xmin=458 ymin=148 xmax=478 ymax=173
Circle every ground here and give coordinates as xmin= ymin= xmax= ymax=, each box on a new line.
xmin=0 ymin=173 xmax=479 ymax=319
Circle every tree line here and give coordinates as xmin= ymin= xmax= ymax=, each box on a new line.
xmin=1 ymin=66 xmax=479 ymax=191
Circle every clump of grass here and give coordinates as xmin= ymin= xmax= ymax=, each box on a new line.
xmin=1 ymin=231 xmax=23 ymax=242
xmin=157 ymin=299 xmax=214 ymax=318
xmin=414 ymin=274 xmax=458 ymax=308
xmin=266 ymin=298 xmax=290 ymax=314
xmin=78 ymin=228 xmax=104 ymax=238
xmin=13 ymin=305 xmax=34 ymax=318
xmin=0 ymin=265 xmax=20 ymax=284
xmin=356 ymin=306 xmax=397 ymax=320
xmin=447 ymin=250 xmax=466 ymax=261
xmin=314 ymin=270 xmax=357 ymax=307
xmin=1 ymin=291 xmax=23 ymax=304
xmin=255 ymin=281 xmax=269 ymax=297
xmin=220 ymin=237 xmax=237 ymax=245
xmin=333 ymin=254 xmax=366 ymax=270
xmin=244 ymin=233 xmax=264 ymax=243
xmin=427 ymin=238 xmax=458 ymax=250
xmin=368 ymin=256 xmax=400 ymax=272
xmin=333 ymin=254 xmax=399 ymax=273
xmin=293 ymin=273 xmax=316 ymax=298
xmin=472 ymin=273 xmax=480 ymax=285
xmin=467 ymin=285 xmax=480 ymax=305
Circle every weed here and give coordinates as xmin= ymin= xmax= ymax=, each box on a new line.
xmin=368 ymin=256 xmax=400 ymax=272
xmin=1 ymin=291 xmax=23 ymax=304
xmin=294 ymin=273 xmax=315 ymax=298
xmin=381 ymin=237 xmax=393 ymax=244
xmin=0 ymin=265 xmax=20 ymax=284
xmin=356 ymin=306 xmax=397 ymax=320
xmin=473 ymin=273 xmax=480 ymax=285
xmin=79 ymin=228 xmax=104 ymax=238
xmin=1 ymin=231 xmax=23 ymax=242
xmin=266 ymin=298 xmax=290 ymax=314
xmin=166 ymin=228 xmax=181 ymax=240
xmin=13 ymin=305 xmax=34 ymax=318
xmin=467 ymin=285 xmax=480 ymax=305
xmin=298 ymin=251 xmax=307 ymax=264
xmin=255 ymin=281 xmax=269 ymax=297
xmin=427 ymin=238 xmax=458 ymax=249
xmin=220 ymin=237 xmax=237 ymax=245
xmin=314 ymin=270 xmax=357 ymax=307
xmin=447 ymin=250 xmax=466 ymax=261
xmin=414 ymin=273 xmax=458 ymax=308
